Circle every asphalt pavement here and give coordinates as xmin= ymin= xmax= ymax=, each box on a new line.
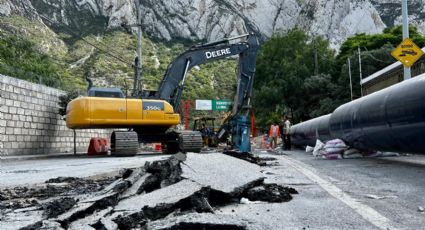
xmin=0 ymin=154 xmax=167 ymax=188
xmin=1 ymin=149 xmax=425 ymax=229
xmin=220 ymin=149 xmax=425 ymax=230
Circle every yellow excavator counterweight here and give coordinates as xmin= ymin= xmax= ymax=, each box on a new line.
xmin=66 ymin=97 xmax=180 ymax=129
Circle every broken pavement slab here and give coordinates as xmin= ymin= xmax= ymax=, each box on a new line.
xmin=114 ymin=179 xmax=204 ymax=213
xmin=181 ymin=153 xmax=265 ymax=196
xmin=144 ymin=212 xmax=272 ymax=230
xmin=108 ymin=180 xmax=208 ymax=229
xmin=67 ymin=207 xmax=113 ymax=230
xmin=1 ymin=153 xmax=297 ymax=229
xmin=120 ymin=173 xmax=152 ymax=199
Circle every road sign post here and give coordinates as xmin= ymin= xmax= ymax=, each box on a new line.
xmin=196 ymin=99 xmax=232 ymax=111
xmin=402 ymin=0 xmax=411 ymax=80
xmin=212 ymin=100 xmax=232 ymax=111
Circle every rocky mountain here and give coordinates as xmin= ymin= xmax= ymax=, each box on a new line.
xmin=1 ymin=0 xmax=425 ymax=49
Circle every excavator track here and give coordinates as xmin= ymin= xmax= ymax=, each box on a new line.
xmin=178 ymin=131 xmax=203 ymax=153
xmin=111 ymin=131 xmax=139 ymax=156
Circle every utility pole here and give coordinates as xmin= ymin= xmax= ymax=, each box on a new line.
xmin=347 ymin=58 xmax=353 ymax=101
xmin=132 ymin=0 xmax=143 ymax=97
xmin=402 ymin=0 xmax=411 ymax=80
xmin=358 ymin=46 xmax=363 ymax=97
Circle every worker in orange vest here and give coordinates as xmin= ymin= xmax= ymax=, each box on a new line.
xmin=269 ymin=122 xmax=280 ymax=149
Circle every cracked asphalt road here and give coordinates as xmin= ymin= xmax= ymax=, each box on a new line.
xmin=0 ymin=154 xmax=167 ymax=188
xmin=1 ymin=150 xmax=425 ymax=229
xmin=220 ymin=150 xmax=425 ymax=229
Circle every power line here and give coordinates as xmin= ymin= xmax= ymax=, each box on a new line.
xmin=360 ymin=46 xmax=388 ymax=63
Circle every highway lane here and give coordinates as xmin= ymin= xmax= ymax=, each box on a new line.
xmin=221 ymin=150 xmax=425 ymax=229
xmin=1 ymin=149 xmax=424 ymax=229
xmin=0 ymin=154 xmax=167 ymax=188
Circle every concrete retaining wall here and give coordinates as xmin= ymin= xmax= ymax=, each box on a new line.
xmin=0 ymin=74 xmax=111 ymax=156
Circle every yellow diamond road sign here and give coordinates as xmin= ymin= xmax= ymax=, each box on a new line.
xmin=391 ymin=38 xmax=424 ymax=68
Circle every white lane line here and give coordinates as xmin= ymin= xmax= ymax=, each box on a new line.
xmin=281 ymin=155 xmax=397 ymax=230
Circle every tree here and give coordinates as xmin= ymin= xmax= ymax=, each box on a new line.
xmin=334 ymin=25 xmax=425 ymax=103
xmin=253 ymin=29 xmax=336 ymax=126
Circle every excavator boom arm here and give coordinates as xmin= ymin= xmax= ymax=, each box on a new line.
xmin=155 ymin=34 xmax=260 ymax=111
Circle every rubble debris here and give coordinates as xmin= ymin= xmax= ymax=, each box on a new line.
xmin=94 ymin=217 xmax=118 ymax=230
xmin=55 ymin=172 xmax=137 ymax=228
xmin=222 ymin=151 xmax=269 ymax=166
xmin=45 ymin=177 xmax=80 ymax=184
xmin=55 ymin=192 xmax=119 ymax=228
xmin=140 ymin=157 xmax=183 ymax=192
xmin=42 ymin=197 xmax=77 ymax=218
xmin=37 ymin=220 xmax=64 ymax=230
xmin=1 ymin=153 xmax=298 ymax=229
xmin=260 ymin=156 xmax=278 ymax=162
xmin=121 ymin=173 xmax=151 ymax=199
xmin=139 ymin=174 xmax=162 ymax=193
xmin=5 ymin=176 xmax=115 ymax=199
xmin=244 ymin=183 xmax=298 ymax=203
xmin=0 ymin=196 xmax=39 ymax=209
xmin=143 ymin=213 xmax=272 ymax=230
xmin=120 ymin=168 xmax=134 ymax=179
xmin=67 ymin=207 xmax=113 ymax=230
xmin=240 ymin=197 xmax=262 ymax=204
xmin=114 ymin=179 xmax=206 ymax=216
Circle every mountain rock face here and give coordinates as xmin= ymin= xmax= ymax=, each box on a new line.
xmin=1 ymin=0 xmax=425 ymax=48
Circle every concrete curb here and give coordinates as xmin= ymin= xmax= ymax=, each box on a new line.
xmin=1 ymin=152 xmax=89 ymax=162
xmin=0 ymin=151 xmax=167 ymax=163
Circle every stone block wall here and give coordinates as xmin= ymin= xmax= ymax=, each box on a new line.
xmin=0 ymin=74 xmax=111 ymax=156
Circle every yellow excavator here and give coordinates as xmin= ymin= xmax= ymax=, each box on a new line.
xmin=66 ymin=33 xmax=259 ymax=156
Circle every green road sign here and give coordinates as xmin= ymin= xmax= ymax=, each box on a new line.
xmin=212 ymin=100 xmax=232 ymax=111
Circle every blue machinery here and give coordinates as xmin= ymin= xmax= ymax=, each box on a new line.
xmin=290 ymin=73 xmax=425 ymax=154
xmin=231 ymin=116 xmax=251 ymax=153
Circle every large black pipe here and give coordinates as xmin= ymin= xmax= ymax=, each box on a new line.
xmin=290 ymin=73 xmax=425 ymax=154
xmin=290 ymin=114 xmax=331 ymax=147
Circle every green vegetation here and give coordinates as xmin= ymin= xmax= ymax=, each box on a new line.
xmin=253 ymin=29 xmax=337 ymax=125
xmin=0 ymin=15 xmax=237 ymax=104
xmin=0 ymin=15 xmax=238 ymax=122
xmin=253 ymin=26 xmax=425 ymax=128
xmin=0 ymin=34 xmax=66 ymax=88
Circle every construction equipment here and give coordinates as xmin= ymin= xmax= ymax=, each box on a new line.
xmin=192 ymin=116 xmax=219 ymax=147
xmin=66 ymin=33 xmax=259 ymax=156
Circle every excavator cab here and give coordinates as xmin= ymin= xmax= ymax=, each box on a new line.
xmin=88 ymin=87 xmax=125 ymax=98
xmin=193 ymin=116 xmax=219 ymax=147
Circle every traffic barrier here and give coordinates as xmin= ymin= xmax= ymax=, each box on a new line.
xmin=88 ymin=137 xmax=109 ymax=155
xmin=155 ymin=143 xmax=162 ymax=152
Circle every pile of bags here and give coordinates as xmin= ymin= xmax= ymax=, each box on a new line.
xmin=307 ymin=139 xmax=399 ymax=160
xmin=311 ymin=139 xmax=347 ymax=159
